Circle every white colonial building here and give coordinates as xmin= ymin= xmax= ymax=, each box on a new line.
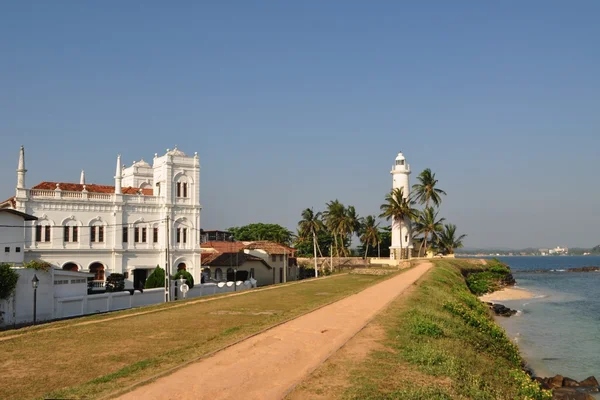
xmin=390 ymin=152 xmax=413 ymax=260
xmin=0 ymin=146 xmax=202 ymax=289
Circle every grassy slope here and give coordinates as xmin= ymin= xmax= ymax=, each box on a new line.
xmin=0 ymin=272 xmax=395 ymax=400
xmin=292 ymin=259 xmax=551 ymax=400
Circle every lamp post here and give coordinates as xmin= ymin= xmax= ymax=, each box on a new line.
xmin=31 ymin=274 xmax=39 ymax=325
xmin=234 ymin=268 xmax=237 ymax=292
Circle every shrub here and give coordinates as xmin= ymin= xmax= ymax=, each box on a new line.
xmin=23 ymin=259 xmax=52 ymax=272
xmin=0 ymin=263 xmax=19 ymax=301
xmin=145 ymin=266 xmax=165 ymax=289
xmin=105 ymin=273 xmax=125 ymax=292
xmin=173 ymin=270 xmax=194 ymax=289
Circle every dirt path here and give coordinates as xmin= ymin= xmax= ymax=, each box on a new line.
xmin=117 ymin=262 xmax=433 ymax=400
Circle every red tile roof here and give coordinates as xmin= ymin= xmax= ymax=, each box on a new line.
xmin=32 ymin=182 xmax=153 ymax=196
xmin=0 ymin=196 xmax=16 ymax=209
xmin=202 ymin=241 xmax=246 ymax=253
xmin=244 ymin=241 xmax=296 ymax=255
xmin=201 ymin=252 xmax=272 ymax=268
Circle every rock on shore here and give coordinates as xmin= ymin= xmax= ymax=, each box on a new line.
xmin=534 ymin=375 xmax=599 ymax=400
xmin=485 ymin=302 xmax=517 ymax=317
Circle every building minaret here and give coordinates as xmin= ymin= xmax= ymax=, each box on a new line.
xmin=390 ymin=152 xmax=412 ymax=260
xmin=114 ymin=154 xmax=122 ymax=194
xmin=80 ymin=169 xmax=86 ymax=185
xmin=17 ymin=145 xmax=27 ymax=189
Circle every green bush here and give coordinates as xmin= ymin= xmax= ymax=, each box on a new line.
xmin=145 ymin=266 xmax=165 ymax=289
xmin=0 ymin=263 xmax=19 ymax=300
xmin=173 ymin=270 xmax=194 ymax=289
xmin=105 ymin=273 xmax=125 ymax=292
xmin=23 ymin=259 xmax=52 ymax=272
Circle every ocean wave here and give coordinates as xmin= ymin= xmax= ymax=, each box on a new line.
xmin=515 ymin=310 xmax=523 ymax=316
xmin=533 ymin=294 xmax=547 ymax=299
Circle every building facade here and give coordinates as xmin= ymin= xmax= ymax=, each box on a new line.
xmin=1 ymin=146 xmax=202 ymax=289
xmin=390 ymin=152 xmax=413 ymax=259
xmin=0 ymin=209 xmax=37 ymax=264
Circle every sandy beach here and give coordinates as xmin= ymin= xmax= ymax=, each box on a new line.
xmin=479 ymin=287 xmax=535 ymax=302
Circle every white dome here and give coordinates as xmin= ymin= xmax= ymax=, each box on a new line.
xmin=166 ymin=147 xmax=186 ymax=157
xmin=134 ymin=159 xmax=151 ymax=168
xmin=395 ymin=152 xmax=406 ymax=161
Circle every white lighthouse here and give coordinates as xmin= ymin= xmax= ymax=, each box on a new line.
xmin=390 ymin=152 xmax=412 ymax=260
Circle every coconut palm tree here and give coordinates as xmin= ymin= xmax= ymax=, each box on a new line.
xmin=323 ymin=200 xmax=345 ymax=257
xmin=298 ymin=208 xmax=324 ymax=278
xmin=412 ymin=168 xmax=446 ymax=209
xmin=413 ymin=207 xmax=445 ymax=255
xmin=360 ymin=215 xmax=380 ymax=259
xmin=379 ymin=188 xmax=419 ymax=259
xmin=436 ymin=224 xmax=467 ymax=255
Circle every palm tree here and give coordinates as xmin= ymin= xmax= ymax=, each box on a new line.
xmin=436 ymin=224 xmax=467 ymax=255
xmin=412 ymin=168 xmax=446 ymax=209
xmin=298 ymin=208 xmax=324 ymax=278
xmin=413 ymin=207 xmax=445 ymax=256
xmin=339 ymin=205 xmax=361 ymax=256
xmin=360 ymin=215 xmax=380 ymax=259
xmin=379 ymin=188 xmax=419 ymax=259
xmin=323 ymin=200 xmax=345 ymax=257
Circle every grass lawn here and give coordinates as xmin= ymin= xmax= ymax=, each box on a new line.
xmin=0 ymin=272 xmax=395 ymax=400
xmin=289 ymin=259 xmax=551 ymax=400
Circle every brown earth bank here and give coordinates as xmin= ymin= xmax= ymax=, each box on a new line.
xmin=115 ymin=262 xmax=433 ymax=400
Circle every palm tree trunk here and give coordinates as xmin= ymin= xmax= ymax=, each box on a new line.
xmin=364 ymin=243 xmax=369 ymax=260
xmin=377 ymin=240 xmax=380 ymax=258
xmin=399 ymin=220 xmax=404 ymax=260
xmin=312 ymin=230 xmax=318 ymax=278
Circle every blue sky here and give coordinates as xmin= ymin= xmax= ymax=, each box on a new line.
xmin=1 ymin=1 xmax=599 ymax=248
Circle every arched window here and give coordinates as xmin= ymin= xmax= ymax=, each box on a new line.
xmin=62 ymin=218 xmax=80 ymax=243
xmin=89 ymin=219 xmax=106 ymax=243
xmin=204 ymin=268 xmax=211 ymax=279
xmin=35 ymin=218 xmax=53 ymax=243
xmin=89 ymin=262 xmax=105 ymax=281
xmin=177 ymin=263 xmax=186 ymax=271
xmin=62 ymin=263 xmax=79 ymax=272
xmin=174 ymin=174 xmax=191 ymax=199
xmin=227 ymin=268 xmax=235 ymax=282
xmin=214 ymin=268 xmax=223 ymax=281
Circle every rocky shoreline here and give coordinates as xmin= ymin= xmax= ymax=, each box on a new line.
xmin=482 ymin=268 xmax=599 ymax=399
xmin=533 ymin=375 xmax=599 ymax=400
xmin=514 ymin=266 xmax=600 ymax=273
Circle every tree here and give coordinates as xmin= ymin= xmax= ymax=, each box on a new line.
xmin=323 ymin=200 xmax=346 ymax=257
xmin=294 ymin=229 xmax=333 ymax=258
xmin=0 ymin=263 xmax=19 ymax=301
xmin=412 ymin=168 xmax=446 ymax=209
xmin=359 ymin=215 xmax=380 ymax=259
xmin=343 ymin=206 xmax=361 ymax=255
xmin=145 ymin=266 xmax=165 ymax=289
xmin=105 ymin=273 xmax=125 ymax=292
xmin=379 ymin=188 xmax=419 ymax=259
xmin=414 ymin=207 xmax=446 ymax=255
xmin=228 ymin=223 xmax=294 ymax=245
xmin=436 ymin=224 xmax=467 ymax=255
xmin=298 ymin=208 xmax=324 ymax=278
xmin=173 ymin=270 xmax=195 ymax=289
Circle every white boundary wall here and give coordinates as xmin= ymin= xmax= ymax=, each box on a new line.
xmin=1 ymin=267 xmax=256 ymax=327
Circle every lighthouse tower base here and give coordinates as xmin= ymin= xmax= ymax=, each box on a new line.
xmin=389 ymin=246 xmax=413 ymax=260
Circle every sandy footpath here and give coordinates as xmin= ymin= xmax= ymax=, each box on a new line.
xmin=116 ymin=262 xmax=433 ymax=400
xmin=479 ymin=287 xmax=535 ymax=302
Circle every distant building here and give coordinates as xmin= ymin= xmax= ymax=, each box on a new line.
xmin=0 ymin=208 xmax=37 ymax=264
xmin=200 ymin=230 xmax=233 ymax=243
xmin=201 ymin=240 xmax=298 ymax=285
xmin=548 ymin=246 xmax=568 ymax=255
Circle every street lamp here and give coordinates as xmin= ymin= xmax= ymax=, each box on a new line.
xmin=31 ymin=274 xmax=39 ymax=325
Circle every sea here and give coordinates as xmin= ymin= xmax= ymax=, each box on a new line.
xmin=464 ymin=256 xmax=600 ymax=389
